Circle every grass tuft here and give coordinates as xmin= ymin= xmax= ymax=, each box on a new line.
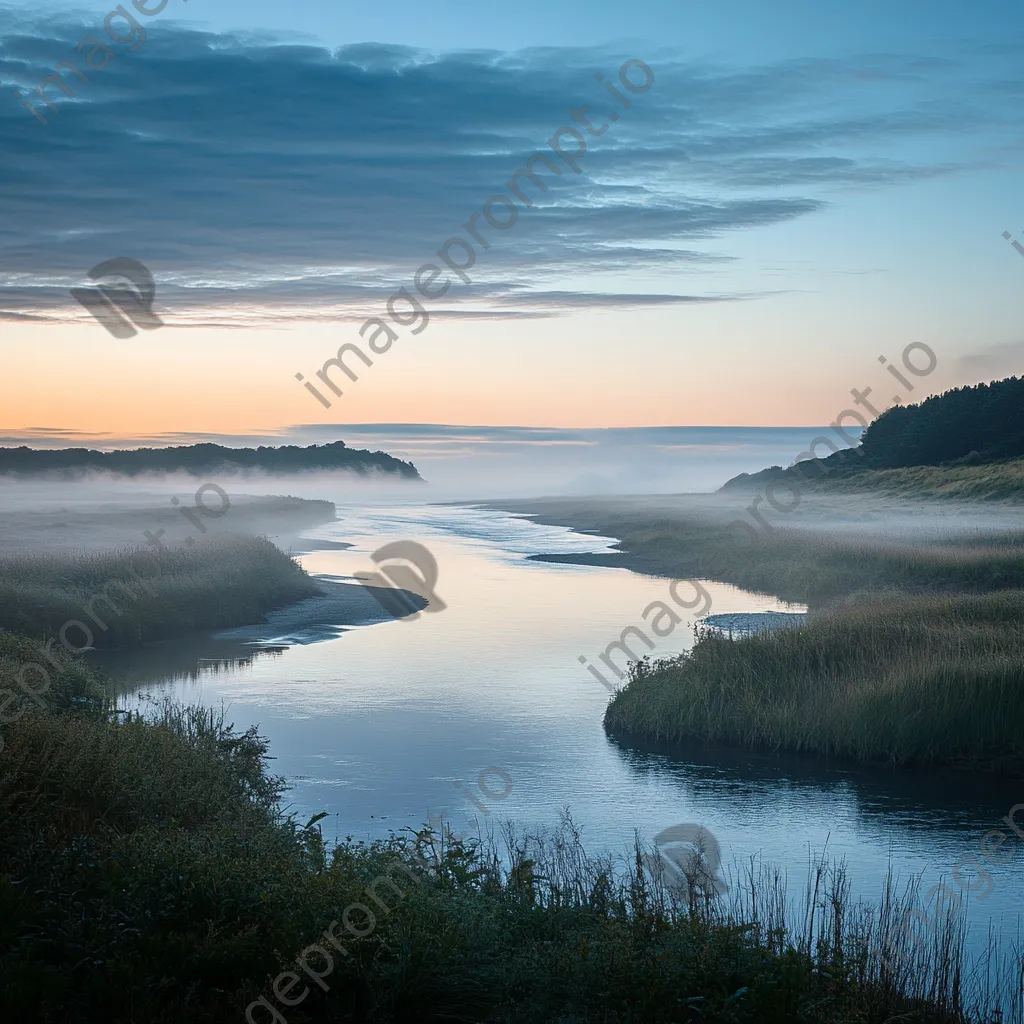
xmin=605 ymin=590 xmax=1024 ymax=770
xmin=2 ymin=693 xmax=1021 ymax=1023
xmin=0 ymin=535 xmax=320 ymax=649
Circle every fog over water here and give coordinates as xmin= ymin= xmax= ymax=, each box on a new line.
xmin=4 ymin=428 xmax=1024 ymax=997
xmin=4 ymin=421 xmax=1023 ymax=557
xmin=87 ymin=499 xmax=1022 ymax=985
xmin=1 ymin=424 xmax=860 ymax=499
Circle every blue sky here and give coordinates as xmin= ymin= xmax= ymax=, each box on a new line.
xmin=1 ymin=0 xmax=1023 ymax=436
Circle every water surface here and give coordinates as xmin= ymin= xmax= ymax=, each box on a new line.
xmin=94 ymin=502 xmax=1024 ymax=968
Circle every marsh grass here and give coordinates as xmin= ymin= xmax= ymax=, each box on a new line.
xmin=2 ymin=685 xmax=1021 ymax=1023
xmin=0 ymin=535 xmax=320 ymax=648
xmin=725 ymin=529 xmax=1024 ymax=603
xmin=510 ymin=499 xmax=1024 ymax=768
xmin=588 ymin=515 xmax=1024 ymax=605
xmin=0 ymin=630 xmax=106 ymax=718
xmin=775 ymin=456 xmax=1024 ymax=503
xmin=605 ymin=590 xmax=1024 ymax=769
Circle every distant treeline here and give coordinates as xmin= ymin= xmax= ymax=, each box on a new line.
xmin=0 ymin=440 xmax=422 ymax=480
xmin=860 ymin=375 xmax=1024 ymax=467
xmin=723 ymin=375 xmax=1024 ymax=491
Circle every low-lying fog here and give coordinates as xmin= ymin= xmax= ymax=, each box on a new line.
xmin=0 ymin=417 xmax=1019 ymax=552
xmin=0 ymin=425 xmax=855 ymax=501
xmin=1 ymin=462 xmax=1022 ymax=558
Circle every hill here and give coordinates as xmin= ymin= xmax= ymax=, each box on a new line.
xmin=721 ymin=375 xmax=1024 ymax=496
xmin=0 ymin=440 xmax=421 ymax=480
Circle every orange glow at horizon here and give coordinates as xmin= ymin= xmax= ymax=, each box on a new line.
xmin=0 ymin=300 xmax=973 ymax=440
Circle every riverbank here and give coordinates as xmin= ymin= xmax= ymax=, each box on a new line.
xmin=0 ymin=489 xmax=431 ymax=746
xmin=2 ymin=640 xmax=1018 ymax=1024
xmin=0 ymin=536 xmax=322 ymax=649
xmin=606 ymin=590 xmax=1024 ymax=773
xmin=0 ymin=490 xmax=425 ymax=651
xmin=0 ymin=488 xmax=340 ymax=554
xmin=486 ymin=493 xmax=1024 ymax=604
xmin=486 ymin=493 xmax=1024 ymax=772
xmin=212 ymin=574 xmax=426 ymax=645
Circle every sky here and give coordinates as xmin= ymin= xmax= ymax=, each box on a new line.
xmin=1 ymin=0 xmax=1024 ymax=442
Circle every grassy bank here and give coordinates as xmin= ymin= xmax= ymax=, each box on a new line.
xmin=0 ymin=535 xmax=321 ymax=649
xmin=492 ymin=495 xmax=1024 ymax=771
xmin=2 ymin=658 xmax=1018 ymax=1023
xmin=805 ymin=456 xmax=1024 ymax=502
xmin=0 ymin=492 xmax=339 ymax=556
xmin=620 ymin=519 xmax=1024 ymax=605
xmin=723 ymin=454 xmax=1024 ymax=503
xmin=605 ymin=590 xmax=1024 ymax=771
xmin=495 ymin=497 xmax=1024 ymax=605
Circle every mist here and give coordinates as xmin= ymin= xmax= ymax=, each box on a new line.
xmin=3 ymin=431 xmax=1023 ymax=561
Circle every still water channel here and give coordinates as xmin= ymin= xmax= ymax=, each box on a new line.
xmin=93 ymin=502 xmax=1024 ymax=975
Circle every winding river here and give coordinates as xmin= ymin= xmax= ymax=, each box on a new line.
xmin=93 ymin=501 xmax=1024 ymax=977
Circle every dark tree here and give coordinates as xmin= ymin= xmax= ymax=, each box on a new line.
xmin=0 ymin=440 xmax=422 ymax=480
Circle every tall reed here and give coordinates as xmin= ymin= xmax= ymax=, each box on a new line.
xmin=0 ymin=535 xmax=320 ymax=648
xmin=2 ymin=689 xmax=1021 ymax=1022
xmin=605 ymin=590 xmax=1024 ymax=769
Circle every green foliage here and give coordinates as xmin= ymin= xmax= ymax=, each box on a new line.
xmin=860 ymin=376 xmax=1024 ymax=468
xmin=1 ymin=695 xmax=1015 ymax=1023
xmin=0 ymin=536 xmax=320 ymax=648
xmin=722 ymin=376 xmax=1024 ymax=498
xmin=0 ymin=629 xmax=107 ymax=718
xmin=605 ymin=590 xmax=1024 ymax=770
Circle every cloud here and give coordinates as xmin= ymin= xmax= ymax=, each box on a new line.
xmin=1 ymin=16 xmax=1021 ymax=320
xmin=958 ymin=339 xmax=1024 ymax=376
xmin=0 ymin=308 xmax=54 ymax=321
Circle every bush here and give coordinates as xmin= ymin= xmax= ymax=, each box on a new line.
xmin=1 ymin=693 xmax=1019 ymax=1022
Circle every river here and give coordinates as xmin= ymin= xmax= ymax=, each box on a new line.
xmin=92 ymin=500 xmax=1024 ymax=979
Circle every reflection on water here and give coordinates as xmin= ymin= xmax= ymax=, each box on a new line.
xmin=94 ymin=633 xmax=288 ymax=689
xmin=92 ymin=502 xmax=1023 ymax=966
